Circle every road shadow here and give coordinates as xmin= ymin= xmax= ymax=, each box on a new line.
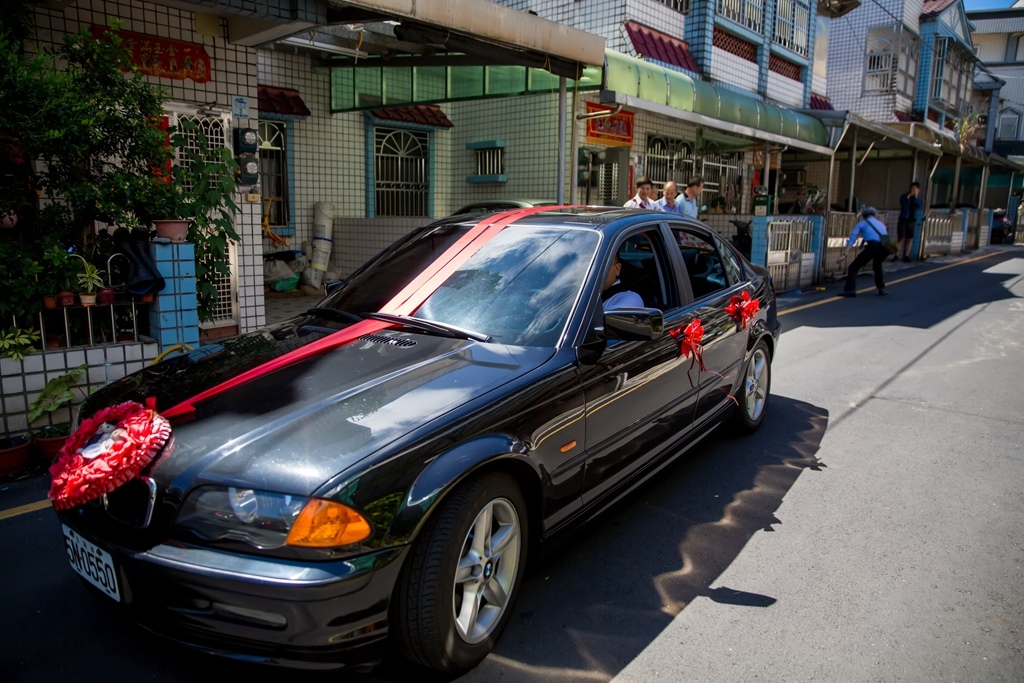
xmin=0 ymin=395 xmax=826 ymax=683
xmin=778 ymin=247 xmax=1024 ymax=333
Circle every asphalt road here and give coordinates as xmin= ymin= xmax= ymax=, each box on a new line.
xmin=2 ymin=247 xmax=1022 ymax=683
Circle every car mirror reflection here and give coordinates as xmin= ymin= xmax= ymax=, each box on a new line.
xmin=604 ymin=308 xmax=664 ymax=341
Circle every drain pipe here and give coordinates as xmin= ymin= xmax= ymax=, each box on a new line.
xmin=557 ymin=77 xmax=566 ymax=205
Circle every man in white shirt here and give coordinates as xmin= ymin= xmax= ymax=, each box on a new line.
xmin=602 ymin=253 xmax=645 ymax=310
xmin=655 ymin=180 xmax=684 ymax=214
xmin=623 ymin=176 xmax=656 ymax=210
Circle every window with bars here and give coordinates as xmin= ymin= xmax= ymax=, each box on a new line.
xmin=174 ymin=114 xmax=236 ymax=325
xmin=645 ymin=135 xmax=694 ymax=195
xmin=863 ymin=26 xmax=919 ymax=98
xmin=374 ymin=128 xmax=430 ymax=217
xmin=466 ymin=140 xmax=506 ymax=183
xmin=258 ymin=120 xmax=289 ymax=231
xmin=931 ymin=39 xmax=974 ymax=112
xmin=701 ymin=152 xmax=742 ymax=213
xmin=999 ymin=111 xmax=1019 ymax=139
xmin=717 ymin=0 xmax=764 ymax=34
xmin=773 ymin=0 xmax=810 ymax=57
xmin=656 ymin=0 xmax=691 ymax=14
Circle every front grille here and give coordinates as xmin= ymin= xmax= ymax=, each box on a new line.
xmin=100 ymin=477 xmax=157 ymax=528
xmin=359 ymin=334 xmax=416 ymax=347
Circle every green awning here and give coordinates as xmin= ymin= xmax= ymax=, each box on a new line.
xmin=602 ymin=50 xmax=830 ymax=155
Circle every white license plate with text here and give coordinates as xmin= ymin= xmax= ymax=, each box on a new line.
xmin=62 ymin=525 xmax=121 ymax=602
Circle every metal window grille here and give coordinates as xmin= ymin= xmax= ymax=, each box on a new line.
xmin=597 ymin=162 xmax=619 ymax=205
xmin=701 ymin=152 xmax=742 ymax=212
xmin=898 ymin=30 xmax=919 ymax=98
xmin=931 ymin=39 xmax=973 ymax=111
xmin=773 ymin=0 xmax=810 ymax=57
xmin=999 ymin=112 xmax=1019 ymax=139
xmin=474 ymin=147 xmax=504 ymax=176
xmin=174 ymin=114 xmax=237 ymax=325
xmin=645 ymin=135 xmax=693 ymax=194
xmin=258 ymin=120 xmax=289 ymax=228
xmin=374 ymin=128 xmax=429 ymax=217
xmin=656 ymin=0 xmax=691 ymax=14
xmin=864 ymin=31 xmax=894 ymax=93
xmin=717 ymin=0 xmax=764 ymax=33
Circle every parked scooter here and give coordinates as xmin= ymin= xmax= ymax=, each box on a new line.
xmin=730 ymin=219 xmax=752 ymax=261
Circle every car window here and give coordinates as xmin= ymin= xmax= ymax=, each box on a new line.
xmin=670 ymin=227 xmax=730 ymax=299
xmin=710 ymin=232 xmax=743 ymax=285
xmin=415 ymin=227 xmax=600 ymax=346
xmin=609 ymin=228 xmax=677 ymax=310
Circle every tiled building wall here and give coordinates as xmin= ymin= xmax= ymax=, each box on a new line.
xmin=827 ymin=0 xmax=914 ymax=119
xmin=767 ymin=72 xmax=805 ymax=108
xmin=711 ymin=49 xmax=759 ymax=94
xmin=31 ymin=0 xmax=265 ymax=332
xmin=446 ymin=93 xmax=569 ymax=211
xmin=1 ymin=342 xmax=160 ymax=437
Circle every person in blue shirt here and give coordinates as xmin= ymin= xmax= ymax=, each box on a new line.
xmin=837 ymin=206 xmax=889 ymax=297
xmin=655 ymin=180 xmax=684 ymax=214
xmin=602 ymin=253 xmax=644 ymax=311
xmin=678 ymin=176 xmax=703 ymax=219
xmin=894 ymin=181 xmax=922 ymax=263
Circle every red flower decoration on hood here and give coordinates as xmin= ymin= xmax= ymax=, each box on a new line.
xmin=725 ymin=291 xmax=760 ymax=329
xmin=49 ymin=401 xmax=172 ymax=510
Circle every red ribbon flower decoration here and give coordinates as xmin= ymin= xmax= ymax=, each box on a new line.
xmin=725 ymin=291 xmax=760 ymax=329
xmin=49 ymin=401 xmax=172 ymax=510
xmin=669 ymin=318 xmax=708 ymax=386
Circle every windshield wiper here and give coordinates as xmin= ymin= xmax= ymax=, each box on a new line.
xmin=305 ymin=307 xmax=363 ymax=324
xmin=360 ymin=312 xmax=492 ymax=343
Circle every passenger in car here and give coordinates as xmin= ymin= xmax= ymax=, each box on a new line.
xmin=602 ymin=253 xmax=645 ymax=311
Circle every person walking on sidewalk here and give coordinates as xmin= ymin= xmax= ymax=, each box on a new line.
xmin=894 ymin=181 xmax=922 ymax=262
xmin=838 ymin=206 xmax=890 ymax=297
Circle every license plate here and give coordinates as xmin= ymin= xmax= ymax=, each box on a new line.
xmin=62 ymin=524 xmax=121 ymax=602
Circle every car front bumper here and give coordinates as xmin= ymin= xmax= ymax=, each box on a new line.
xmin=62 ymin=520 xmax=409 ymax=670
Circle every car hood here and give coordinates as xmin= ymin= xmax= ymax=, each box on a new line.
xmin=85 ymin=321 xmax=550 ymax=496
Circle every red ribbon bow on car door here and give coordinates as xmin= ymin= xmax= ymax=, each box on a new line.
xmin=725 ymin=290 xmax=760 ymax=329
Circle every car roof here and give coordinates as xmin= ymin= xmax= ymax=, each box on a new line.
xmin=439 ymin=206 xmax=708 ymax=238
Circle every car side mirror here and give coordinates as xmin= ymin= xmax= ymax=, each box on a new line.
xmin=604 ymin=308 xmax=664 ymax=341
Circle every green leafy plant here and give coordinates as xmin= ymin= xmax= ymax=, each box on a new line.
xmin=0 ymin=240 xmax=42 ymax=321
xmin=0 ymin=326 xmax=40 ymax=360
xmin=166 ymin=120 xmax=241 ymax=324
xmin=77 ymin=261 xmax=106 ymax=294
xmin=39 ymin=244 xmax=79 ymax=295
xmin=27 ymin=364 xmax=87 ymax=423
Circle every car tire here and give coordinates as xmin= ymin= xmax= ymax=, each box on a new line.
xmin=731 ymin=339 xmax=771 ymax=434
xmin=395 ymin=471 xmax=528 ymax=673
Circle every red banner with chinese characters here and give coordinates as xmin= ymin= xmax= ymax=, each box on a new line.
xmin=585 ymin=103 xmax=634 ymax=147
xmin=92 ymin=25 xmax=211 ymax=83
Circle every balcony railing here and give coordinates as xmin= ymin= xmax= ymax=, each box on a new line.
xmin=717 ymin=0 xmax=764 ymax=34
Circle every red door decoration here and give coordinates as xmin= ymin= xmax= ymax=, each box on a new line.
xmin=724 ymin=291 xmax=760 ymax=329
xmin=92 ymin=25 xmax=212 ymax=83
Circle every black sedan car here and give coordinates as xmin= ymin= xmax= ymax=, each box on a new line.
xmin=54 ymin=207 xmax=779 ymax=674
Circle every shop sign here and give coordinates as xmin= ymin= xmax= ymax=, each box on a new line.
xmin=92 ymin=25 xmax=212 ymax=83
xmin=586 ymin=103 xmax=634 ymax=147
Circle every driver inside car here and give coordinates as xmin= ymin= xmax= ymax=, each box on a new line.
xmin=601 ymin=253 xmax=645 ymax=311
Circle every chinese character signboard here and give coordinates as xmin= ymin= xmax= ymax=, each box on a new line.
xmin=92 ymin=25 xmax=211 ymax=83
xmin=585 ymin=103 xmax=634 ymax=147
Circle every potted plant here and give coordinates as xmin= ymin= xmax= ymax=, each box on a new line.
xmin=0 ymin=434 xmax=32 ymax=477
xmin=28 ymin=364 xmax=87 ymax=462
xmin=39 ymin=245 xmax=79 ymax=307
xmin=77 ymin=261 xmax=105 ymax=306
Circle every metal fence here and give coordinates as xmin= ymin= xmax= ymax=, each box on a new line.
xmin=766 ymin=219 xmax=814 ymax=291
xmin=964 ymin=209 xmax=987 ymax=251
xmin=920 ymin=211 xmax=957 ymax=257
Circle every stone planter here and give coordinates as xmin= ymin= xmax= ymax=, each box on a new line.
xmin=153 ymin=219 xmax=189 ymax=243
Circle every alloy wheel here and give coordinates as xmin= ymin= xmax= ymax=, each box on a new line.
xmin=744 ymin=348 xmax=769 ymax=422
xmin=452 ymin=497 xmax=521 ymax=644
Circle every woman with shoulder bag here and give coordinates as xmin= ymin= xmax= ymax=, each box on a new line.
xmin=837 ymin=206 xmax=891 ymax=298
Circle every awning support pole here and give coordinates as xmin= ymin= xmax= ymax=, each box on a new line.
xmin=951 ymin=156 xmax=962 ymax=210
xmin=849 ymin=128 xmax=858 ymax=212
xmin=557 ymin=77 xmax=566 ymax=205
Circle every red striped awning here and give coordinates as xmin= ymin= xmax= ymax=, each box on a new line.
xmin=258 ymin=85 xmax=311 ymax=117
xmin=624 ymin=21 xmax=699 ymax=73
xmin=370 ymin=104 xmax=454 ymax=128
xmin=809 ymin=93 xmax=834 ymax=111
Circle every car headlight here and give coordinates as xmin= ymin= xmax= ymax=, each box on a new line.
xmin=176 ymin=486 xmax=372 ymax=550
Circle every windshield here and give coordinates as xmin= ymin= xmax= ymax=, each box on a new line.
xmin=321 ymin=225 xmax=600 ymax=347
